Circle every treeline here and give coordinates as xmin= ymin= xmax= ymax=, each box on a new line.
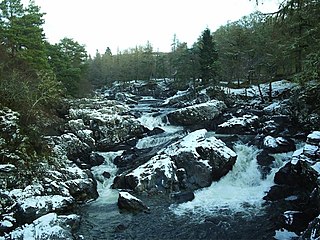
xmin=0 ymin=0 xmax=89 ymax=135
xmin=88 ymin=0 xmax=320 ymax=89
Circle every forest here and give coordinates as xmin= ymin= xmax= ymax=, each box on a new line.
xmin=0 ymin=0 xmax=319 ymax=152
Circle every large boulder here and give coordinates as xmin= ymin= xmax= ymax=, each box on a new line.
xmin=167 ymin=100 xmax=226 ymax=126
xmin=113 ymin=129 xmax=237 ymax=193
xmin=67 ymin=98 xmax=146 ymax=151
xmin=7 ymin=213 xmax=80 ymax=240
xmin=216 ymin=114 xmax=259 ymax=135
xmin=162 ymin=88 xmax=210 ymax=108
xmin=262 ymin=135 xmax=296 ymax=154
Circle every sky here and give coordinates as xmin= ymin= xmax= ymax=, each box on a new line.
xmin=22 ymin=0 xmax=280 ymax=56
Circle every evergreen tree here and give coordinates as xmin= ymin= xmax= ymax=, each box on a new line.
xmin=0 ymin=0 xmax=48 ymax=73
xmin=198 ymin=28 xmax=219 ymax=86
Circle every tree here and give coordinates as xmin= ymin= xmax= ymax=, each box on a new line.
xmin=0 ymin=0 xmax=48 ymax=74
xmin=47 ymin=38 xmax=89 ymax=96
xmin=198 ymin=28 xmax=219 ymax=86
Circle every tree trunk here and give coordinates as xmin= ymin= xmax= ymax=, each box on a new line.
xmin=258 ymin=83 xmax=264 ymax=103
xmin=268 ymin=81 xmax=272 ymax=102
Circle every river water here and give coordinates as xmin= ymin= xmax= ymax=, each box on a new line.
xmin=75 ymin=97 xmax=294 ymax=240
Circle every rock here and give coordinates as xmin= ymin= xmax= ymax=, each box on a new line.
xmin=264 ymin=159 xmax=320 ymax=234
xmin=0 ymin=164 xmax=17 ymax=173
xmin=274 ymin=160 xmax=318 ymax=191
xmin=306 ymin=131 xmax=320 ymax=146
xmin=263 ymin=136 xmax=296 ymax=154
xmin=256 ymin=151 xmax=275 ymax=178
xmin=113 ymin=129 xmax=237 ymax=193
xmin=112 ymin=174 xmax=139 ymax=190
xmin=117 ymin=191 xmax=150 ymax=213
xmin=0 ymin=193 xmax=20 ymax=234
xmin=18 ymin=195 xmax=74 ymax=223
xmin=42 ymin=166 xmax=99 ymax=202
xmin=173 ymin=152 xmax=212 ymax=189
xmin=263 ymin=101 xmax=292 ymax=116
xmin=88 ymin=152 xmax=105 ymax=167
xmin=216 ymin=114 xmax=259 ymax=134
xmin=170 ymin=191 xmax=195 ymax=204
xmin=102 ymin=171 xmax=111 ymax=179
xmin=115 ymin=154 xmax=179 ymax=192
xmin=50 ymin=133 xmax=92 ymax=163
xmin=167 ymin=100 xmax=226 ymax=126
xmin=256 ymin=151 xmax=275 ymax=166
xmin=163 ymin=88 xmax=210 ymax=108
xmin=7 ymin=213 xmax=80 ymax=240
xmin=147 ymin=127 xmax=165 ymax=136
xmin=299 ymin=215 xmax=320 ymax=240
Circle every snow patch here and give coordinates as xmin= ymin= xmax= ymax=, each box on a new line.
xmin=274 ymin=228 xmax=299 ymax=240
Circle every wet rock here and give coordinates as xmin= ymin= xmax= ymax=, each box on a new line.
xmin=173 ymin=152 xmax=212 ymax=189
xmin=256 ymin=151 xmax=275 ymax=167
xmin=167 ymin=100 xmax=226 ymax=126
xmin=216 ymin=114 xmax=259 ymax=135
xmin=117 ymin=191 xmax=150 ymax=213
xmin=102 ymin=171 xmax=111 ymax=179
xmin=170 ymin=191 xmax=195 ymax=204
xmin=88 ymin=152 xmax=105 ymax=167
xmin=279 ymin=210 xmax=319 ymax=233
xmin=147 ymin=127 xmax=165 ymax=136
xmin=274 ymin=160 xmax=318 ymax=191
xmin=299 ymin=214 xmax=320 ymax=240
xmin=256 ymin=151 xmax=275 ymax=178
xmin=264 ymin=158 xmax=320 ymax=234
xmin=112 ymin=174 xmax=139 ymax=190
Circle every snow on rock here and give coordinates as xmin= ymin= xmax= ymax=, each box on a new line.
xmin=67 ymin=98 xmax=146 ymax=151
xmin=292 ymin=131 xmax=320 ymax=167
xmin=263 ymin=101 xmax=292 ymax=115
xmin=0 ymin=164 xmax=16 ymax=173
xmin=7 ymin=184 xmax=74 ymax=222
xmin=306 ymin=131 xmax=320 ymax=146
xmin=216 ymin=114 xmax=259 ymax=134
xmin=127 ymin=154 xmax=178 ymax=192
xmin=7 ymin=213 xmax=80 ymax=240
xmin=167 ymin=100 xmax=226 ymax=126
xmin=113 ymin=129 xmax=237 ymax=192
xmin=263 ymin=136 xmax=296 ymax=154
xmin=226 ymin=80 xmax=297 ymax=99
xmin=117 ymin=191 xmax=150 ymax=212
xmin=274 ymin=228 xmax=298 ymax=240
xmin=162 ymin=88 xmax=210 ymax=107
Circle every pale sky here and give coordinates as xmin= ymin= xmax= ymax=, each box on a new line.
xmin=22 ymin=0 xmax=280 ymax=55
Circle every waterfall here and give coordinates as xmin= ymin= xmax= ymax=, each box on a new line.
xmin=91 ymin=151 xmax=122 ymax=204
xmin=171 ymin=143 xmax=293 ymax=219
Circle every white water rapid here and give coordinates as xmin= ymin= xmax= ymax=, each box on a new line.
xmin=171 ymin=144 xmax=294 ymax=219
xmin=91 ymin=151 xmax=122 ymax=204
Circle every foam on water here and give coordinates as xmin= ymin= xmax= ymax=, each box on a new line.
xmin=171 ymin=143 xmax=292 ymax=218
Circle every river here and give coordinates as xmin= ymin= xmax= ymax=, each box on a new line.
xmin=75 ymin=96 xmax=294 ymax=240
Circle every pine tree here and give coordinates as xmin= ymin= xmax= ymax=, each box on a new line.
xmin=198 ymin=28 xmax=219 ymax=86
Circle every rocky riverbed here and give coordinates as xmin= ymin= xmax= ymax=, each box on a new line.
xmin=1 ymin=79 xmax=320 ymax=239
